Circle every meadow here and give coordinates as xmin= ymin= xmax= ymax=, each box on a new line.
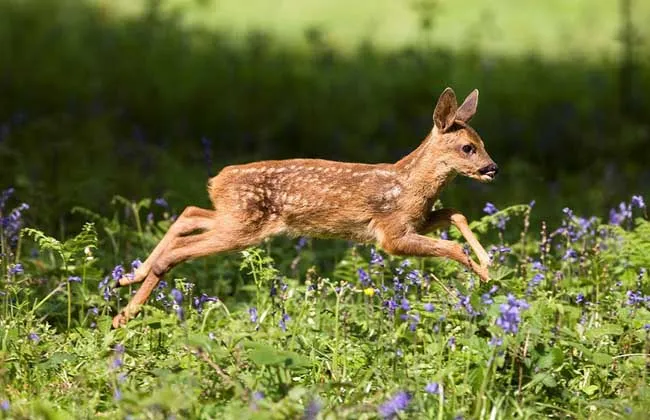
xmin=1 ymin=189 xmax=649 ymax=419
xmin=1 ymin=0 xmax=650 ymax=418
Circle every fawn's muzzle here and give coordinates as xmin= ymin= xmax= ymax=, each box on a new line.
xmin=479 ymin=163 xmax=499 ymax=179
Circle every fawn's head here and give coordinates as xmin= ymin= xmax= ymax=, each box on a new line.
xmin=431 ymin=87 xmax=498 ymax=183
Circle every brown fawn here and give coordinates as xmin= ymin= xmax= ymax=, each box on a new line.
xmin=112 ymin=87 xmax=498 ymax=328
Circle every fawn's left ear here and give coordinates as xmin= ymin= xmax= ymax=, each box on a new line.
xmin=455 ymin=89 xmax=479 ymax=123
xmin=433 ymin=87 xmax=458 ymax=132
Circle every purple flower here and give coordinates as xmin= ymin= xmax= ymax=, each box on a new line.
xmin=0 ymin=202 xmax=29 ymax=245
xmin=576 ymin=293 xmax=585 ymax=304
xmin=113 ymin=388 xmax=122 ymax=401
xmin=489 ymin=336 xmax=503 ymax=347
xmin=562 ymin=248 xmax=578 ymax=262
xmin=409 ymin=314 xmax=420 ymax=331
xmin=631 ymin=195 xmax=645 ymax=209
xmin=496 ymin=294 xmax=530 ymax=335
xmin=28 ymin=332 xmax=40 ymax=343
xmin=609 ymin=202 xmax=632 ymax=225
xmin=304 ymin=398 xmax=322 ymax=420
xmin=483 ymin=202 xmax=498 ymax=215
xmin=370 ymin=248 xmax=384 ymax=267
xmin=378 ymin=391 xmax=411 ymax=419
xmin=456 ymin=293 xmax=478 ymax=316
xmin=357 ymin=268 xmax=371 ymax=286
xmin=0 ymin=187 xmax=14 ymax=210
xmin=0 ymin=400 xmax=9 ymax=411
xmin=400 ymin=298 xmax=410 ymax=311
xmin=252 ymin=391 xmax=264 ymax=401
xmin=448 ymin=336 xmax=456 ymax=350
xmin=423 ymin=303 xmax=434 ymax=312
xmin=193 ymin=293 xmax=218 ymax=313
xmin=424 ymin=382 xmax=440 ymax=394
xmin=131 ymin=259 xmax=142 ymax=270
xmin=295 ymin=237 xmax=308 ymax=252
xmin=170 ymin=289 xmax=183 ymax=305
xmin=625 ymin=290 xmax=646 ymax=306
xmin=111 ymin=265 xmax=125 ymax=281
xmin=68 ymin=276 xmax=82 ymax=283
xmin=154 ymin=198 xmax=168 ymax=208
xmin=249 ymin=307 xmax=258 ymax=323
xmin=201 ymin=137 xmax=214 ymax=176
xmin=8 ymin=263 xmax=23 ymax=275
xmin=279 ymin=313 xmax=290 ymax=332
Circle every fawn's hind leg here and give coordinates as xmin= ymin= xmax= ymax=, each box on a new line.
xmin=116 ymin=206 xmax=217 ymax=287
xmin=112 ymin=218 xmax=283 ymax=328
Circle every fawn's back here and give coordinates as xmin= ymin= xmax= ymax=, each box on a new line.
xmin=208 ymin=158 xmax=409 ymax=242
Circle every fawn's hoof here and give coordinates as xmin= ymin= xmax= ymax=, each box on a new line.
xmin=112 ymin=312 xmax=128 ymax=329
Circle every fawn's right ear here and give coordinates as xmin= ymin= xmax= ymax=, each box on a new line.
xmin=433 ymin=87 xmax=458 ymax=132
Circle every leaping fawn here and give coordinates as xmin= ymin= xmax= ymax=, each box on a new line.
xmin=112 ymin=87 xmax=498 ymax=328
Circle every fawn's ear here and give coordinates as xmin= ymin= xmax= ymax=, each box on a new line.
xmin=455 ymin=89 xmax=479 ymax=123
xmin=433 ymin=87 xmax=458 ymax=132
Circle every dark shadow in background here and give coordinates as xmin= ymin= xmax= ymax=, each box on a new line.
xmin=0 ymin=0 xmax=648 ymax=234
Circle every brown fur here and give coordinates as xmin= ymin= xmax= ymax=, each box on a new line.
xmin=112 ymin=87 xmax=498 ymax=328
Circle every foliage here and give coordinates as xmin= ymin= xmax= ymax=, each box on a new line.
xmin=1 ymin=189 xmax=649 ymax=419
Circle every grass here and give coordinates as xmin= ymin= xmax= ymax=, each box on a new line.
xmin=1 ymin=190 xmax=649 ymax=418
xmin=101 ymin=0 xmax=650 ymax=57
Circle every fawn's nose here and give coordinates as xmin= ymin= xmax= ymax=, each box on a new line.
xmin=479 ymin=163 xmax=499 ymax=178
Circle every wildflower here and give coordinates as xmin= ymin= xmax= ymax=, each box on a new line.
xmin=0 ymin=400 xmax=8 ymax=411
xmin=631 ymin=195 xmax=645 ymax=209
xmin=201 ymin=137 xmax=214 ymax=175
xmin=68 ymin=276 xmax=82 ymax=283
xmin=279 ymin=313 xmax=290 ymax=332
xmin=456 ymin=293 xmax=478 ymax=316
xmin=295 ymin=237 xmax=308 ymax=252
xmin=0 ymin=187 xmax=14 ymax=210
xmin=357 ymin=268 xmax=371 ymax=286
xmin=609 ymin=202 xmax=632 ymax=225
xmin=113 ymin=388 xmax=122 ymax=401
xmin=98 ymin=276 xmax=112 ymax=301
xmin=154 ymin=198 xmax=168 ymax=208
xmin=496 ymin=294 xmax=530 ymax=335
xmin=252 ymin=391 xmax=264 ymax=401
xmin=489 ymin=336 xmax=503 ymax=347
xmin=409 ymin=314 xmax=420 ymax=331
xmin=378 ymin=391 xmax=411 ymax=419
xmin=383 ymin=299 xmax=398 ymax=316
xmin=440 ymin=230 xmax=449 ymax=240
xmin=146 ymin=212 xmax=154 ymax=224
xmin=562 ymin=248 xmax=578 ymax=262
xmin=424 ymin=382 xmax=440 ymax=395
xmin=363 ymin=287 xmax=375 ymax=297
xmin=483 ymin=202 xmax=498 ymax=215
xmin=370 ymin=247 xmax=384 ymax=267
xmin=170 ymin=288 xmax=183 ymax=305
xmin=576 ymin=293 xmax=585 ymax=305
xmin=304 ymin=398 xmax=322 ymax=420
xmin=131 ymin=259 xmax=142 ymax=270
xmin=111 ymin=265 xmax=124 ymax=281
xmin=28 ymin=332 xmax=40 ymax=343
xmin=395 ymin=259 xmax=411 ymax=275
xmin=1 ymin=202 xmax=29 ymax=245
xmin=406 ymin=269 xmax=421 ymax=285
xmin=8 ymin=263 xmax=23 ymax=275
xmin=423 ymin=302 xmax=434 ymax=312
xmin=447 ymin=336 xmax=456 ymax=350
xmin=249 ymin=307 xmax=258 ymax=323
xmin=208 ymin=332 xmax=216 ymax=340
xmin=193 ymin=293 xmax=218 ymax=313
xmin=625 ymin=290 xmax=646 ymax=306
xmin=400 ymin=298 xmax=410 ymax=311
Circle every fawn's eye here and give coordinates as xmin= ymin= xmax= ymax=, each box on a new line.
xmin=462 ymin=144 xmax=475 ymax=154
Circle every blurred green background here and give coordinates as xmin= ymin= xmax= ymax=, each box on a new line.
xmin=1 ymin=0 xmax=649 ymax=233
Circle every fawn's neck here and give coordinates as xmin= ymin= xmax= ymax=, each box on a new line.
xmin=394 ymin=130 xmax=457 ymax=198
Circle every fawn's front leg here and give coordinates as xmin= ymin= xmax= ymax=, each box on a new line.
xmin=379 ymin=230 xmax=489 ymax=282
xmin=421 ymin=208 xmax=491 ymax=269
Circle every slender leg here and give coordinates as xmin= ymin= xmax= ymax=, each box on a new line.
xmin=117 ymin=206 xmax=217 ymax=287
xmin=379 ymin=230 xmax=489 ymax=282
xmin=112 ymin=225 xmax=274 ymax=327
xmin=421 ymin=208 xmax=491 ymax=268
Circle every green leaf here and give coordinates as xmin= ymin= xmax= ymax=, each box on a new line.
xmin=244 ymin=341 xmax=311 ymax=369
xmin=591 ymin=352 xmax=613 ymax=366
xmin=585 ymin=324 xmax=624 ymax=339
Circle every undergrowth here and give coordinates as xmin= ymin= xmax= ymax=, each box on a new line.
xmin=0 ymin=189 xmax=649 ymax=419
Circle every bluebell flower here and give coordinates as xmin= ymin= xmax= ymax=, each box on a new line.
xmin=400 ymin=298 xmax=410 ymax=311
xmin=295 ymin=237 xmax=308 ymax=252
xmin=111 ymin=265 xmax=124 ymax=281
xmin=483 ymin=202 xmax=498 ymax=215
xmin=370 ymin=247 xmax=384 ymax=267
xmin=8 ymin=263 xmax=23 ymax=275
xmin=0 ymin=187 xmax=14 ymax=210
xmin=154 ymin=198 xmax=168 ymax=208
xmin=249 ymin=307 xmax=258 ymax=323
xmin=440 ymin=230 xmax=449 ymax=240
xmin=131 ymin=259 xmax=142 ymax=270
xmin=562 ymin=248 xmax=578 ymax=262
xmin=378 ymin=391 xmax=411 ymax=419
xmin=625 ymin=290 xmax=646 ymax=306
xmin=496 ymin=294 xmax=530 ymax=334
xmin=252 ymin=391 xmax=264 ymax=401
xmin=146 ymin=212 xmax=154 ymax=224
xmin=448 ymin=336 xmax=456 ymax=350
xmin=576 ymin=293 xmax=585 ymax=305
xmin=68 ymin=276 xmax=82 ymax=283
xmin=609 ymin=202 xmax=632 ymax=225
xmin=113 ymin=388 xmax=122 ymax=401
xmin=424 ymin=382 xmax=440 ymax=394
xmin=456 ymin=293 xmax=478 ymax=316
xmin=631 ymin=195 xmax=645 ymax=209
xmin=357 ymin=268 xmax=371 ymax=286
xmin=28 ymin=332 xmax=40 ymax=343
xmin=1 ymin=202 xmax=29 ymax=245
xmin=409 ymin=314 xmax=420 ymax=331
xmin=170 ymin=288 xmax=183 ymax=305
xmin=193 ymin=293 xmax=218 ymax=313
xmin=489 ymin=336 xmax=503 ymax=347
xmin=0 ymin=400 xmax=9 ymax=411
xmin=279 ymin=313 xmax=290 ymax=332
xmin=423 ymin=303 xmax=434 ymax=312
xmin=303 ymin=398 xmax=322 ymax=420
